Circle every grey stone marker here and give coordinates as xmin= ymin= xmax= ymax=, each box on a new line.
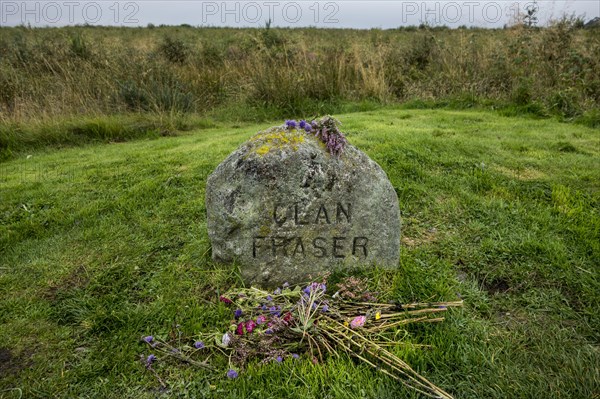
xmin=206 ymin=123 xmax=400 ymax=287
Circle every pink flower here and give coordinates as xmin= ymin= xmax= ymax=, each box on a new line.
xmin=245 ymin=319 xmax=256 ymax=333
xmin=350 ymin=315 xmax=366 ymax=329
xmin=256 ymin=315 xmax=267 ymax=325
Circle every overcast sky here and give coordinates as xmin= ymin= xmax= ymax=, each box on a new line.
xmin=1 ymin=1 xmax=599 ymax=28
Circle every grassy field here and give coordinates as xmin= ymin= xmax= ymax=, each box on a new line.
xmin=1 ymin=23 xmax=599 ymax=154
xmin=1 ymin=107 xmax=598 ymax=398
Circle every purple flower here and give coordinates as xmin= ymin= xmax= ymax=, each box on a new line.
xmin=194 ymin=341 xmax=205 ymax=349
xmin=283 ymin=282 xmax=289 ymax=288
xmin=143 ymin=336 xmax=154 ymax=343
xmin=256 ymin=315 xmax=267 ymax=325
xmin=145 ymin=354 xmax=156 ymax=368
xmin=304 ymin=125 xmax=312 ymax=133
xmin=320 ymin=283 xmax=326 ymax=292
xmin=234 ymin=309 xmax=243 ymax=319
xmin=276 ymin=356 xmax=283 ymax=363
xmin=245 ymin=319 xmax=257 ymax=333
xmin=350 ymin=315 xmax=366 ymax=329
xmin=266 ymin=295 xmax=273 ymax=301
xmin=292 ymin=353 xmax=300 ymax=359
xmin=299 ymin=120 xmax=307 ymax=129
xmin=273 ymin=288 xmax=281 ymax=295
xmin=321 ymin=304 xmax=329 ymax=312
xmin=303 ymin=285 xmax=311 ymax=295
xmin=265 ymin=328 xmax=274 ymax=334
xmin=227 ymin=369 xmax=239 ymax=379
xmin=269 ymin=306 xmax=281 ymax=317
xmin=285 ymin=120 xmax=297 ymax=129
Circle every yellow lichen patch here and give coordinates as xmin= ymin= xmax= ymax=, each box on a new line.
xmin=250 ymin=127 xmax=306 ymax=156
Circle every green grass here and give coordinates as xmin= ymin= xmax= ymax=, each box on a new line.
xmin=0 ymin=108 xmax=599 ymax=398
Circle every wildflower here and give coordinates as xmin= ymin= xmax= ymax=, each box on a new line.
xmin=273 ymin=288 xmax=281 ymax=295
xmin=194 ymin=341 xmax=205 ymax=349
xmin=234 ymin=309 xmax=243 ymax=319
xmin=145 ymin=354 xmax=156 ymax=369
xmin=320 ymin=283 xmax=326 ymax=292
xmin=256 ymin=315 xmax=267 ymax=325
xmin=236 ymin=322 xmax=245 ymax=335
xmin=276 ymin=356 xmax=283 ymax=363
xmin=321 ymin=304 xmax=329 ymax=313
xmin=350 ymin=315 xmax=366 ymax=329
xmin=265 ymin=328 xmax=274 ymax=334
xmin=266 ymin=295 xmax=273 ymax=301
xmin=299 ymin=120 xmax=307 ymax=129
xmin=303 ymin=285 xmax=311 ymax=295
xmin=292 ymin=353 xmax=300 ymax=359
xmin=261 ymin=304 xmax=268 ymax=311
xmin=285 ymin=120 xmax=297 ymax=129
xmin=219 ymin=296 xmax=233 ymax=305
xmin=245 ymin=319 xmax=256 ymax=333
xmin=143 ymin=336 xmax=154 ymax=343
xmin=283 ymin=282 xmax=289 ymax=288
xmin=171 ymin=348 xmax=179 ymax=354
xmin=269 ymin=306 xmax=281 ymax=317
xmin=222 ymin=332 xmax=231 ymax=347
xmin=283 ymin=312 xmax=293 ymax=323
xmin=375 ymin=312 xmax=381 ymax=321
xmin=227 ymin=369 xmax=239 ymax=379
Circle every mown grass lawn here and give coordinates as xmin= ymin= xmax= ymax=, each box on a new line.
xmin=0 ymin=108 xmax=598 ymax=398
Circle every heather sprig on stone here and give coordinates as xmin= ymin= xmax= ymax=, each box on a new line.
xmin=285 ymin=116 xmax=347 ymax=156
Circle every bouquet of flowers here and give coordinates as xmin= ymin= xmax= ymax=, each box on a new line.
xmin=141 ymin=277 xmax=462 ymax=399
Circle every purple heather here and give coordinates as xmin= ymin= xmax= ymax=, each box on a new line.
xmin=227 ymin=369 xmax=239 ymax=379
xmin=194 ymin=341 xmax=205 ymax=349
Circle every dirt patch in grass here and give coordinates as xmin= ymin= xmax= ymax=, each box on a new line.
xmin=0 ymin=347 xmax=32 ymax=377
xmin=494 ymin=166 xmax=546 ymax=181
xmin=401 ymin=228 xmax=438 ymax=247
xmin=44 ymin=264 xmax=89 ymax=302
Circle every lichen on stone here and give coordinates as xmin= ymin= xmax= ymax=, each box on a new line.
xmin=250 ymin=127 xmax=306 ymax=157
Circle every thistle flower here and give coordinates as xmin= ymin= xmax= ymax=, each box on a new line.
xmin=227 ymin=369 xmax=239 ymax=379
xmin=194 ymin=341 xmax=205 ymax=349
xmin=350 ymin=315 xmax=366 ymax=329
xmin=143 ymin=336 xmax=154 ymax=343
xmin=234 ymin=309 xmax=243 ymax=319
